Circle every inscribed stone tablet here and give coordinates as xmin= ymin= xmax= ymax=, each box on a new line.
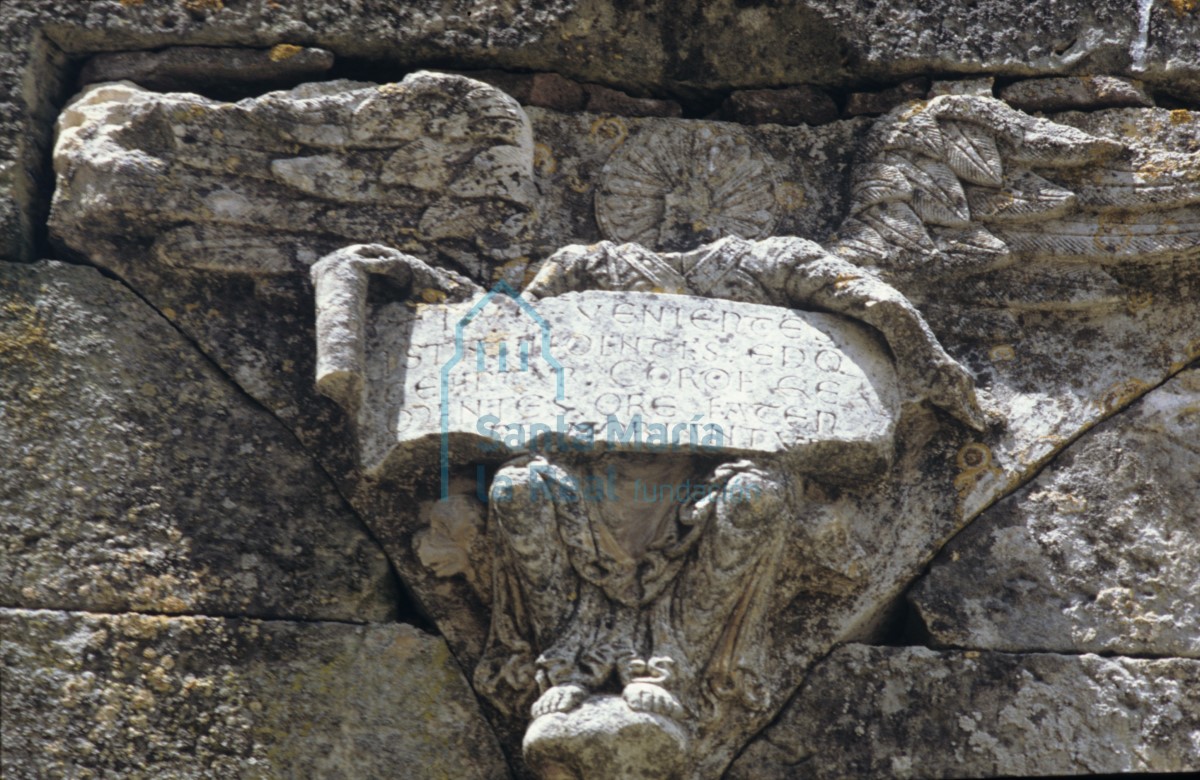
xmin=360 ymin=291 xmax=900 ymax=481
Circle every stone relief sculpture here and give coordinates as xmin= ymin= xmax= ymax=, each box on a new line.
xmin=594 ymin=124 xmax=780 ymax=251
xmin=831 ymin=96 xmax=1200 ymax=277
xmin=310 ymin=91 xmax=1200 ymax=779
xmin=48 ymin=71 xmax=1200 ymax=779
xmin=52 ymin=74 xmax=537 ymax=281
xmin=309 ymin=231 xmax=973 ymax=776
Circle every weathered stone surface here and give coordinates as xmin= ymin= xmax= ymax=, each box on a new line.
xmin=0 ymin=259 xmax=399 ymax=621
xmin=0 ymin=161 xmax=24 ymax=260
xmin=9 ymin=0 xmax=1200 ymax=105
xmin=927 ymin=77 xmax=995 ymax=97
xmin=528 ymin=107 xmax=870 ymax=258
xmin=79 ymin=45 xmax=335 ymax=94
xmin=7 ymin=2 xmax=1200 ymax=778
xmin=582 ymin=84 xmax=682 ymax=118
xmin=46 ymin=68 xmax=873 ymax=272
xmin=48 ymin=78 xmax=1200 ymax=778
xmin=803 ymin=0 xmax=1200 ymax=98
xmin=843 ymin=78 xmax=929 ymax=117
xmin=14 ymin=0 xmax=1200 ymax=260
xmin=415 ymin=70 xmax=688 ymax=119
xmin=523 ymin=696 xmax=688 ymax=780
xmin=728 ymin=645 xmax=1200 ymax=779
xmin=911 ymin=367 xmax=1200 ymax=658
xmin=721 ymin=86 xmax=839 ymax=126
xmin=1 ymin=26 xmax=69 ymax=262
xmin=0 ymin=608 xmax=510 ymax=780
xmin=451 ymin=70 xmax=589 ymax=112
xmin=51 ymin=74 xmax=536 ymax=284
xmin=342 ymin=287 xmax=900 ymax=482
xmin=1000 ymin=75 xmax=1154 ymax=112
xmin=305 ymin=228 xmax=984 ymax=777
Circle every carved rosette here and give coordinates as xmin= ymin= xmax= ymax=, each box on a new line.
xmin=595 ymin=125 xmax=779 ymax=252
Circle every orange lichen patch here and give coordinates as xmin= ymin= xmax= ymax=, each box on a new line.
xmin=419 ymin=288 xmax=447 ymax=304
xmin=956 ymin=441 xmax=992 ymax=472
xmin=775 ymin=181 xmax=806 ymax=211
xmin=1171 ymin=109 xmax=1193 ymax=125
xmin=182 ymin=0 xmax=224 ymax=11
xmin=566 ymin=173 xmax=590 ymax=193
xmin=489 ymin=257 xmax=531 ymax=287
xmin=1098 ymin=377 xmax=1152 ymax=414
xmin=171 ymin=105 xmax=207 ymax=123
xmin=953 ymin=442 xmax=1002 ymax=498
xmin=833 ymin=273 xmax=862 ymax=290
xmin=898 ymin=101 xmax=931 ymax=122
xmin=988 ymin=344 xmax=1016 ymax=362
xmin=120 ymin=0 xmax=145 ymax=6
xmin=1172 ymin=338 xmax=1200 ymax=370
xmin=268 ymin=44 xmax=303 ymax=62
xmin=1126 ymin=290 xmax=1154 ymax=313
xmin=1135 ymin=151 xmax=1200 ymax=185
xmin=533 ymin=142 xmax=558 ymax=175
xmin=1015 ymin=433 xmax=1067 ymax=468
xmin=1091 ymin=211 xmax=1136 ymax=253
xmin=0 ymin=301 xmax=56 ymax=366
xmin=588 ymin=116 xmax=628 ymax=147
xmin=1170 ymin=0 xmax=1199 ymax=16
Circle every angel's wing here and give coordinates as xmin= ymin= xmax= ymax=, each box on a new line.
xmin=833 ymin=96 xmax=1200 ymax=305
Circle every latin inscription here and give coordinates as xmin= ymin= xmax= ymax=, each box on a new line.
xmin=362 ymin=291 xmax=898 ymax=459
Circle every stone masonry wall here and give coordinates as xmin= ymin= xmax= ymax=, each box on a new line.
xmin=4 ymin=2 xmax=1200 ymax=778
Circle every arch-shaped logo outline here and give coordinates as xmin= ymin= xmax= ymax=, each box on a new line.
xmin=439 ymin=281 xmax=566 ymax=499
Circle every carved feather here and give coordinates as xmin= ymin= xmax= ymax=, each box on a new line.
xmin=940 ymin=120 xmax=1004 ymax=187
xmin=965 ymin=171 xmax=1077 ymax=223
xmin=850 ymin=162 xmax=913 ymax=212
xmin=1058 ymin=152 xmax=1200 ymax=212
xmin=888 ymin=153 xmax=971 ymax=227
xmin=861 ymin=106 xmax=945 ymax=161
xmin=858 ymin=202 xmax=938 ymax=262
xmin=834 ymin=216 xmax=893 ymax=265
xmin=931 ymin=224 xmax=1010 ymax=272
xmin=1004 ymin=125 xmax=1124 ymax=169
xmin=950 ymin=266 xmax=1125 ymax=309
xmin=998 ymin=209 xmax=1200 ymax=261
xmin=839 ymin=93 xmax=1200 ymax=286
xmin=929 ymin=95 xmax=1122 ymax=167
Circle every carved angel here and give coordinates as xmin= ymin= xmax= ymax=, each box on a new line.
xmin=311 ymin=231 xmax=986 ymax=732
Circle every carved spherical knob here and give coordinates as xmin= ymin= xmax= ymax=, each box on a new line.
xmin=523 ymin=695 xmax=688 ymax=780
